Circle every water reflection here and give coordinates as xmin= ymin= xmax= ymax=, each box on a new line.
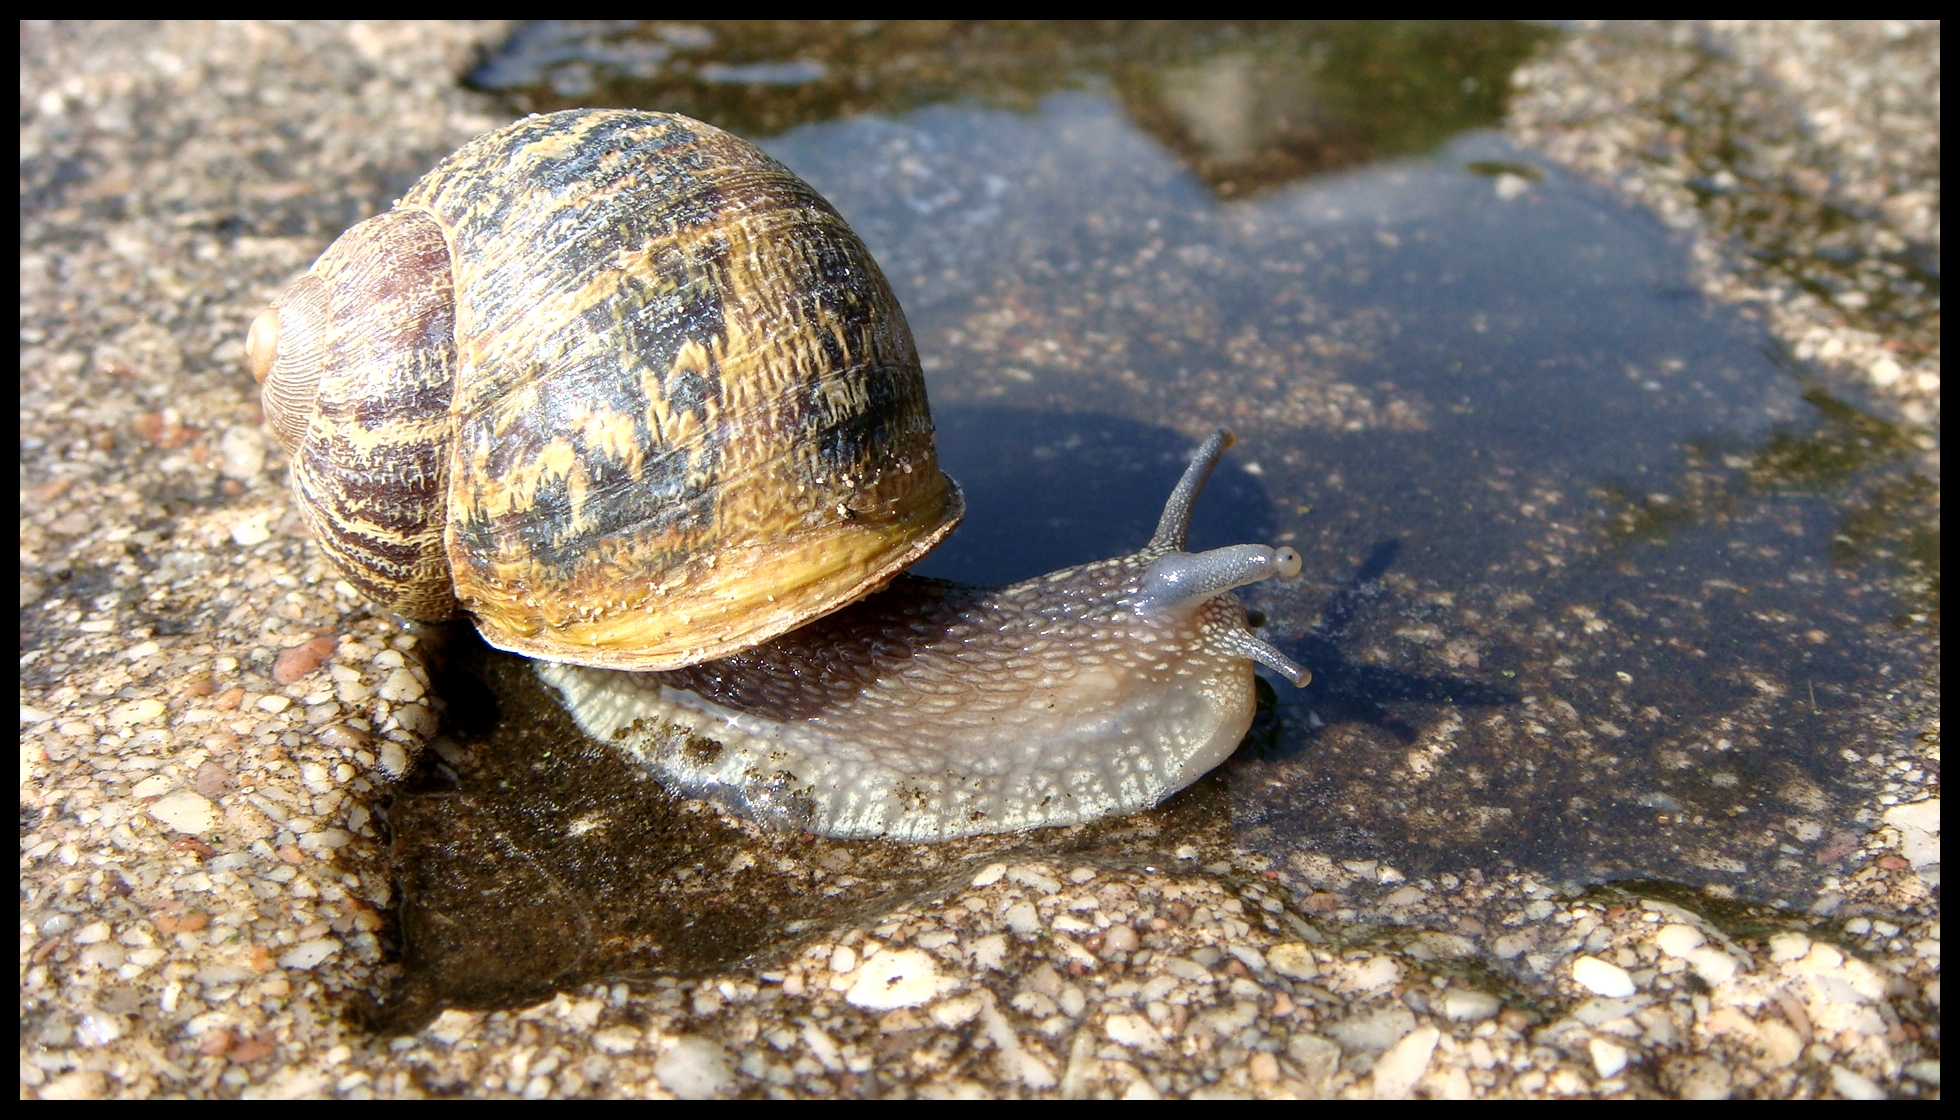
xmin=468 ymin=20 xmax=1553 ymax=198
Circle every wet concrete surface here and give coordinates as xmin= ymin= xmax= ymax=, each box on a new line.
xmin=20 ymin=21 xmax=1938 ymax=1099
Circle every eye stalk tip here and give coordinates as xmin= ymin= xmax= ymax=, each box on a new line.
xmin=1273 ymin=546 xmax=1302 ymax=579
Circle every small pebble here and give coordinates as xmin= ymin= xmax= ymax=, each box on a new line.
xmin=1441 ymin=989 xmax=1501 ymax=1022
xmin=147 ymin=791 xmax=217 ymax=835
xmin=1267 ymin=942 xmax=1318 ymax=980
xmin=1571 ymin=955 xmax=1637 ymax=997
xmin=654 ymin=1036 xmax=734 ymax=1100
xmin=1653 ymin=923 xmax=1706 ymax=957
xmin=272 ymin=635 xmax=336 ymax=684
xmin=218 ymin=426 xmax=266 ymax=480
xmin=377 ymin=667 xmax=425 ymax=703
xmin=277 ymin=938 xmax=341 ymax=970
xmin=845 ymin=948 xmax=946 ymax=1010
xmin=1831 ymin=1065 xmax=1887 ymax=1101
xmin=1372 ymin=1026 xmax=1440 ymax=1099
xmin=1589 ymin=1038 xmax=1629 ymax=1078
xmin=231 ymin=512 xmax=273 ymax=547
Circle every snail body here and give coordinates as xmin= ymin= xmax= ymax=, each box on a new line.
xmin=541 ymin=430 xmax=1307 ymax=841
xmin=249 ymin=110 xmax=1309 ymax=841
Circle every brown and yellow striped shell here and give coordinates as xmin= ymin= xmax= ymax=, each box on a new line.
xmin=246 ymin=110 xmax=963 ymax=670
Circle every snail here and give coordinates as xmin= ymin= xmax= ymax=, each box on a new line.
xmin=247 ymin=108 xmax=1309 ymax=841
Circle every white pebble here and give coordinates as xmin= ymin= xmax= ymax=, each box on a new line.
xmin=1004 ymin=900 xmax=1041 ymax=936
xmin=1589 ymin=1038 xmax=1629 ymax=1078
xmin=1371 ymin=1026 xmax=1440 ymax=1099
xmin=1768 ymin=932 xmax=1812 ymax=962
xmin=1882 ymin=799 xmax=1940 ymax=870
xmin=1007 ymin=864 xmax=1060 ymax=894
xmin=277 ymin=937 xmax=340 ymax=970
xmin=970 ymin=862 xmax=1006 ymax=887
xmin=230 ymin=512 xmax=272 ymax=547
xmin=929 ymin=994 xmax=985 ymax=1028
xmin=75 ymin=1013 xmax=124 ymax=1047
xmin=655 ymin=1036 xmax=733 ymax=1100
xmin=1336 ymin=955 xmax=1403 ymax=994
xmin=73 ymin=921 xmax=112 ymax=945
xmin=1103 ymin=1012 xmax=1163 ymax=1053
xmin=1441 ymin=988 xmax=1501 ymax=1021
xmin=969 ymin=934 xmax=1007 ymax=971
xmin=828 ymin=945 xmax=858 ymax=974
xmin=218 ymin=426 xmax=266 ymax=480
xmin=1830 ymin=1065 xmax=1887 ymax=1100
xmin=591 ymin=1027 xmax=642 ymax=1054
xmin=1685 ymin=947 xmax=1739 ymax=985
xmin=108 ymin=698 xmax=165 ymax=727
xmin=844 ymin=948 xmax=945 ymax=1010
xmin=1653 ymin=923 xmax=1706 ymax=957
xmin=1571 ymin=955 xmax=1637 ymax=997
xmin=148 ymin=791 xmax=217 ymax=834
xmin=377 ymin=667 xmax=425 ymax=703
xmin=1869 ymin=357 xmax=1904 ymax=387
xmin=1267 ymin=942 xmax=1318 ymax=980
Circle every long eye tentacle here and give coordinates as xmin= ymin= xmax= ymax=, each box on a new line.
xmin=1148 ymin=427 xmax=1234 ymax=552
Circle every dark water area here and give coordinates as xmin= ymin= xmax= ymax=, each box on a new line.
xmin=388 ymin=21 xmax=1936 ymax=1014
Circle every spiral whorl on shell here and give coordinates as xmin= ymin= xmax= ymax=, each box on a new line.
xmin=250 ymin=110 xmax=963 ymax=670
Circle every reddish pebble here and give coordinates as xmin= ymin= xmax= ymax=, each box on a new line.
xmin=193 ymin=761 xmax=236 ymax=798
xmin=213 ymin=688 xmax=245 ymax=711
xmin=199 ymin=1028 xmax=233 ymax=1056
xmin=30 ymin=477 xmax=74 ymax=503
xmin=229 ymin=1035 xmax=276 ymax=1063
xmin=272 ymin=635 xmax=336 ymax=684
xmin=157 ymin=908 xmax=212 ymax=934
xmin=171 ymin=836 xmax=214 ymax=858
xmin=133 ymin=411 xmax=200 ymax=449
xmin=277 ymin=845 xmax=306 ymax=865
xmin=249 ymin=944 xmax=275 ymax=971
xmin=1103 ymin=924 xmax=1141 ymax=953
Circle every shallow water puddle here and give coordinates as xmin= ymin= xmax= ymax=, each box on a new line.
xmin=387 ymin=22 xmax=1933 ymax=1018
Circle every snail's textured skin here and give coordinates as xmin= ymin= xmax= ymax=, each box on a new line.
xmin=253 ymin=110 xmax=962 ymax=669
xmin=542 ymin=432 xmax=1309 ymax=840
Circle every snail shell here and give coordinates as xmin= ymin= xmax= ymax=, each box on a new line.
xmin=248 ymin=110 xmax=962 ymax=669
xmin=542 ymin=429 xmax=1310 ymax=841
